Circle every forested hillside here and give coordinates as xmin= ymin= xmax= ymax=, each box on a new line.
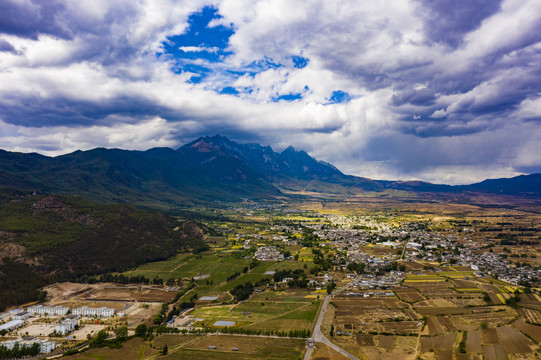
xmin=0 ymin=193 xmax=207 ymax=311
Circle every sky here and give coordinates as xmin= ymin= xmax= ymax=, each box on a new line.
xmin=0 ymin=0 xmax=540 ymax=184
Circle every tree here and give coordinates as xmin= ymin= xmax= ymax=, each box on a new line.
xmin=115 ymin=326 xmax=128 ymax=340
xmin=89 ymin=330 xmax=108 ymax=347
xmin=326 ymin=282 xmax=336 ymax=294
xmin=153 ymin=313 xmax=163 ymax=324
xmin=162 ymin=344 xmax=168 ymax=355
xmin=347 ymin=262 xmax=365 ymax=274
xmin=37 ymin=291 xmax=47 ymax=302
xmin=135 ymin=323 xmax=147 ymax=337
xmin=330 ymin=324 xmax=335 ymax=336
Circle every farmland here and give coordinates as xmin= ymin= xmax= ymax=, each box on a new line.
xmin=21 ymin=196 xmax=540 ymax=359
xmin=328 ymin=269 xmax=541 ymax=359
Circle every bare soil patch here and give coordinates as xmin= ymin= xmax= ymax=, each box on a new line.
xmin=513 ymin=319 xmax=541 ymax=342
xmin=436 ymin=348 xmax=452 ymax=360
xmin=427 ymin=317 xmax=445 ymax=336
xmin=355 ymin=334 xmax=375 ymax=346
xmin=496 ymin=325 xmax=533 ymax=354
xmin=481 ymin=328 xmax=499 ymax=345
xmin=420 ymin=333 xmax=455 ymax=352
xmin=82 ymin=285 xmax=176 ymax=302
xmin=378 ymin=335 xmax=394 ymax=350
xmin=482 ymin=344 xmax=507 ymax=360
xmin=465 ymin=330 xmax=482 ymax=353
xmin=312 ymin=342 xmax=349 ymax=360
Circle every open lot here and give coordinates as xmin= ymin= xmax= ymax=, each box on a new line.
xmin=80 ymin=285 xmax=177 ymax=303
xmin=71 ymin=324 xmax=107 ymax=340
xmin=20 ymin=323 xmax=57 ymax=337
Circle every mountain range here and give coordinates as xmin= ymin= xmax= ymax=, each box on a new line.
xmin=0 ymin=135 xmax=539 ymax=208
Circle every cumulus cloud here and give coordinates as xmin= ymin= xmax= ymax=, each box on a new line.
xmin=0 ymin=0 xmax=540 ymax=184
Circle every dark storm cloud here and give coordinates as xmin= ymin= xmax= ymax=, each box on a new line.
xmin=0 ymin=0 xmax=71 ymax=40
xmin=418 ymin=0 xmax=504 ymax=47
xmin=0 ymin=38 xmax=17 ymax=53
xmin=391 ymin=88 xmax=436 ymax=106
xmin=361 ymin=131 xmax=513 ymax=173
xmin=0 ymin=94 xmax=172 ymax=127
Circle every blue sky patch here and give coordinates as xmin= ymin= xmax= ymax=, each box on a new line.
xmin=327 ymin=90 xmax=352 ymax=104
xmin=161 ymin=6 xmax=234 ymax=67
xmin=220 ymin=86 xmax=239 ymax=95
xmin=273 ymin=93 xmax=303 ymax=102
xmin=291 ymin=55 xmax=309 ymax=69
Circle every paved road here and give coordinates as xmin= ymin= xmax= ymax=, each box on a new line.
xmin=304 ymin=292 xmax=360 ymax=360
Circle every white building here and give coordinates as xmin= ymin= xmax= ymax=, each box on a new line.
xmin=27 ymin=305 xmax=69 ymax=316
xmin=39 ymin=339 xmax=56 ymax=353
xmin=13 ymin=311 xmax=32 ymax=320
xmin=56 ymin=316 xmax=78 ymax=335
xmin=0 ymin=337 xmax=56 ymax=353
xmin=72 ymin=306 xmax=114 ymax=317
xmin=0 ymin=320 xmax=24 ymax=332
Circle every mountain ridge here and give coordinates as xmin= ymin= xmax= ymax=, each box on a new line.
xmin=0 ymin=135 xmax=539 ymax=207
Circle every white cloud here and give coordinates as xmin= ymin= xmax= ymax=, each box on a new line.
xmin=0 ymin=0 xmax=539 ymax=184
xmin=179 ymin=46 xmax=219 ymax=53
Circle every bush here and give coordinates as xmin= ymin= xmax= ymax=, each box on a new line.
xmin=62 ymin=348 xmax=79 ymax=356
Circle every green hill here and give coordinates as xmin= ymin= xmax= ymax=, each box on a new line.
xmin=0 ymin=193 xmax=207 ymax=311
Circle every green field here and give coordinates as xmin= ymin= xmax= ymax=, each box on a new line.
xmin=122 ymin=247 xmax=314 ymax=301
xmin=190 ymin=288 xmax=320 ymax=332
xmin=123 ymin=254 xmax=249 ymax=281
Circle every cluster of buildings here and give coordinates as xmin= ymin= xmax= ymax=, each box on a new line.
xmin=6 ymin=305 xmax=115 ymax=319
xmin=0 ymin=304 xmax=116 ymax=355
xmin=1 ymin=337 xmax=56 ymax=354
xmin=0 ymin=305 xmax=114 ymax=338
xmin=350 ymin=273 xmax=405 ymax=289
xmin=254 ymin=246 xmax=282 ymax=261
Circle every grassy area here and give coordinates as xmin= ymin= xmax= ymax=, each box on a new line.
xmin=124 ymin=254 xmax=249 ymax=281
xmin=63 ymin=334 xmax=305 ymax=360
xmin=233 ymin=301 xmax=307 ymax=315
xmin=65 ymin=337 xmax=159 ymax=360
xmin=241 ymin=300 xmax=320 ymax=332
xmin=159 ymin=335 xmax=305 ymax=359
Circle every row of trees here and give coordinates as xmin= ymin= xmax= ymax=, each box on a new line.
xmin=0 ymin=343 xmax=40 ymax=359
